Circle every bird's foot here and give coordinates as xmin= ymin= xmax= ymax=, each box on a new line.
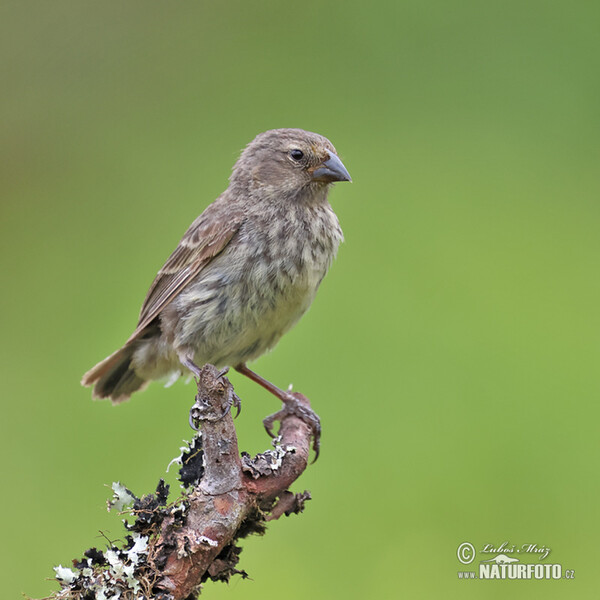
xmin=189 ymin=368 xmax=241 ymax=430
xmin=263 ymin=392 xmax=321 ymax=461
xmin=216 ymin=366 xmax=241 ymax=416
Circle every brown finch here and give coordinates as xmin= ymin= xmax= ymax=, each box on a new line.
xmin=82 ymin=128 xmax=351 ymax=448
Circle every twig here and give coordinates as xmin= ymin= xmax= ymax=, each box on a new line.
xmin=45 ymin=364 xmax=313 ymax=600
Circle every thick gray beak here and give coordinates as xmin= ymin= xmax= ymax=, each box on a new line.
xmin=311 ymin=153 xmax=352 ymax=183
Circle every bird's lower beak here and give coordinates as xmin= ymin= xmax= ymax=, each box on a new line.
xmin=311 ymin=153 xmax=352 ymax=183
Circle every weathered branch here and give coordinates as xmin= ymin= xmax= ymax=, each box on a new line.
xmin=47 ymin=365 xmax=313 ymax=600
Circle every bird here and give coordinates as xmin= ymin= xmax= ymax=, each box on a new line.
xmin=82 ymin=128 xmax=351 ymax=449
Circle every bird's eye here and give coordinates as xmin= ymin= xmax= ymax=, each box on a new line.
xmin=289 ymin=149 xmax=304 ymax=161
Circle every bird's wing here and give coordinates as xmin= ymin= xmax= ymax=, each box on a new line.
xmin=127 ymin=199 xmax=244 ymax=343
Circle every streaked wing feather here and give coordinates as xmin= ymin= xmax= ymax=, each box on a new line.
xmin=126 ymin=201 xmax=244 ymax=343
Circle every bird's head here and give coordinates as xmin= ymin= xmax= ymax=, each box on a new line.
xmin=230 ymin=128 xmax=351 ymax=200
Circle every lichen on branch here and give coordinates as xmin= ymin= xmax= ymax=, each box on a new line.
xmin=43 ymin=365 xmax=314 ymax=600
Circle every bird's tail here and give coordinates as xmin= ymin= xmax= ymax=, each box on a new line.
xmin=81 ymin=344 xmax=148 ymax=404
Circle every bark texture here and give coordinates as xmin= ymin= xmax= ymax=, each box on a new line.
xmin=47 ymin=365 xmax=313 ymax=600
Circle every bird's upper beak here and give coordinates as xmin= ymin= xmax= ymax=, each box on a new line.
xmin=311 ymin=152 xmax=352 ymax=183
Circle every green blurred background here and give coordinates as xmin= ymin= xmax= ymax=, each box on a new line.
xmin=2 ymin=1 xmax=599 ymax=598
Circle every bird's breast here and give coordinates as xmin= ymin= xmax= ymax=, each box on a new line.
xmin=247 ymin=201 xmax=343 ymax=299
xmin=168 ymin=201 xmax=343 ymax=365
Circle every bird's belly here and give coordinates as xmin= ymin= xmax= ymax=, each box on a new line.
xmin=170 ymin=252 xmax=328 ymax=368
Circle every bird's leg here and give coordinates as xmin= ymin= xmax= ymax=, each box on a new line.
xmin=217 ymin=366 xmax=230 ymax=379
xmin=180 ymin=354 xmax=203 ymax=378
xmin=180 ymin=354 xmax=230 ymax=383
xmin=179 ymin=355 xmax=202 ymax=429
xmin=234 ymin=363 xmax=290 ymax=401
xmin=234 ymin=363 xmax=321 ymax=459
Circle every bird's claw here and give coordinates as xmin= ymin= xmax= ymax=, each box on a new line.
xmin=262 ymin=394 xmax=321 ymax=461
xmin=188 ymin=384 xmax=241 ymax=430
xmin=232 ymin=391 xmax=242 ymax=418
xmin=189 ymin=408 xmax=200 ymax=431
xmin=217 ymin=367 xmax=241 ymax=417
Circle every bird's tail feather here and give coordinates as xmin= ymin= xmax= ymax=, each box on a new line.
xmin=81 ymin=344 xmax=148 ymax=404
